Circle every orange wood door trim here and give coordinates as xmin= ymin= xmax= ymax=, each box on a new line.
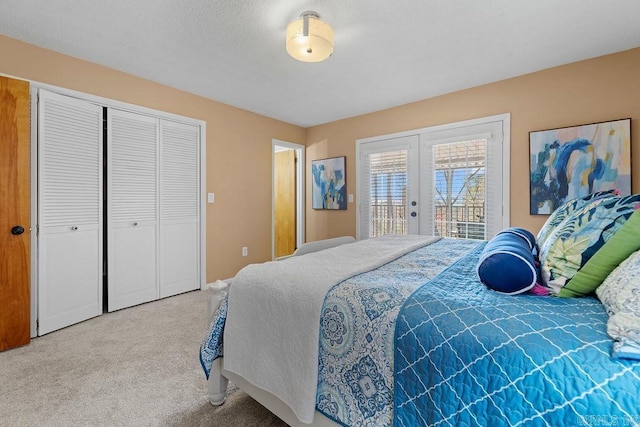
xmin=0 ymin=76 xmax=31 ymax=351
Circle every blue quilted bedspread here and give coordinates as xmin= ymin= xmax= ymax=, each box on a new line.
xmin=201 ymin=238 xmax=640 ymax=426
xmin=394 ymin=243 xmax=640 ymax=427
xmin=316 ymin=238 xmax=481 ymax=426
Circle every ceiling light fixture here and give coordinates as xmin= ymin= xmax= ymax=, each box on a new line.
xmin=286 ymin=11 xmax=334 ymax=63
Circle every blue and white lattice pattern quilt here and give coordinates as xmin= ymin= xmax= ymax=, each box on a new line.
xmin=316 ymin=238 xmax=481 ymax=426
xmin=394 ymin=243 xmax=640 ymax=427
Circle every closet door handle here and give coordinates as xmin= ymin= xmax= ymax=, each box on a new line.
xmin=11 ymin=225 xmax=25 ymax=235
xmin=132 ymin=222 xmax=138 ymax=227
xmin=70 ymin=226 xmax=78 ymax=231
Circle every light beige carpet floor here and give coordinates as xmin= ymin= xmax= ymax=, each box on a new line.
xmin=0 ymin=289 xmax=287 ymax=427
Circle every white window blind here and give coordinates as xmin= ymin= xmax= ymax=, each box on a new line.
xmin=433 ymin=139 xmax=487 ymax=239
xmin=420 ymin=119 xmax=506 ymax=239
xmin=358 ymin=135 xmax=419 ymax=239
xmin=367 ymin=150 xmax=408 ymax=237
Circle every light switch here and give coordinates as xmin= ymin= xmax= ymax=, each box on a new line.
xmin=348 ymin=194 xmax=354 ymax=203
xmin=208 ymin=193 xmax=215 ymax=203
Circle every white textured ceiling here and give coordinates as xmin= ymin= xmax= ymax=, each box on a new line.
xmin=2 ymin=1 xmax=640 ymax=127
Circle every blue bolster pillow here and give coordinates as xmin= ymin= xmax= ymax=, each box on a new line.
xmin=476 ymin=227 xmax=538 ymax=295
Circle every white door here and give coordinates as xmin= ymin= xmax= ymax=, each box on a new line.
xmin=357 ymin=135 xmax=419 ymax=239
xmin=357 ymin=115 xmax=510 ymax=241
xmin=37 ymin=90 xmax=103 ymax=335
xmin=159 ymin=119 xmax=200 ymax=298
xmin=107 ymin=109 xmax=159 ymax=311
xmin=418 ymin=119 xmax=505 ymax=239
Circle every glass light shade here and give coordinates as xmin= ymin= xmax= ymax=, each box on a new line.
xmin=286 ymin=14 xmax=334 ymax=62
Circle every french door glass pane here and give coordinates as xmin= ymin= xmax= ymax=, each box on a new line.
xmin=433 ymin=139 xmax=486 ymax=239
xmin=369 ymin=150 xmax=407 ymax=237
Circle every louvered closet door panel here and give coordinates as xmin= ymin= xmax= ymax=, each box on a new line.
xmin=37 ymin=90 xmax=103 ymax=335
xmin=107 ymin=109 xmax=159 ymax=311
xmin=159 ymin=119 xmax=200 ymax=298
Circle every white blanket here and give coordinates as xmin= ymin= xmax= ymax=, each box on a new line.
xmin=223 ymin=234 xmax=440 ymax=423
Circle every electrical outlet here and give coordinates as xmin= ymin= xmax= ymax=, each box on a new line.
xmin=207 ymin=193 xmax=215 ymax=203
xmin=242 ymin=247 xmax=248 ymax=257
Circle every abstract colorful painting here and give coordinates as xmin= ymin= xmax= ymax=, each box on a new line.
xmin=312 ymin=156 xmax=347 ymax=210
xmin=529 ymin=118 xmax=631 ymax=215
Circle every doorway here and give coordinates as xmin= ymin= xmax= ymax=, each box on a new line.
xmin=356 ymin=114 xmax=510 ymax=240
xmin=272 ymin=140 xmax=305 ymax=259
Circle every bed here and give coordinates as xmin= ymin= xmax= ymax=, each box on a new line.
xmin=201 ymin=195 xmax=640 ymax=426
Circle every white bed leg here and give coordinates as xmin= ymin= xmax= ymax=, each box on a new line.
xmin=207 ymin=280 xmax=229 ymax=406
xmin=208 ymin=280 xmax=229 ymax=318
xmin=208 ymin=358 xmax=228 ymax=405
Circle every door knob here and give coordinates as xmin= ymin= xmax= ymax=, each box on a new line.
xmin=11 ymin=225 xmax=25 ymax=235
xmin=410 ymin=212 xmax=417 ymax=217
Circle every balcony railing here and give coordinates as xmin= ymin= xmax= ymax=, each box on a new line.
xmin=370 ymin=201 xmax=485 ymax=239
xmin=370 ymin=202 xmax=407 ymax=237
xmin=435 ymin=204 xmax=485 ymax=239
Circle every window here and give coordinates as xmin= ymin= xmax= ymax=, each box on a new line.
xmin=433 ymin=139 xmax=486 ymax=239
xmin=369 ymin=150 xmax=408 ymax=237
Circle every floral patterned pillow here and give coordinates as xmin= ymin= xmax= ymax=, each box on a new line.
xmin=596 ymin=249 xmax=640 ymax=360
xmin=562 ymin=210 xmax=640 ymax=297
xmin=539 ymin=193 xmax=640 ymax=295
xmin=536 ymin=190 xmax=617 ymax=248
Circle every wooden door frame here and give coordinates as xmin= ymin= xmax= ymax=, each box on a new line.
xmin=271 ymin=140 xmax=305 ymax=260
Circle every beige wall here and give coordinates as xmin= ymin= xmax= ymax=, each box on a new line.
xmin=4 ymin=33 xmax=640 ymax=280
xmin=0 ymin=35 xmax=306 ymax=282
xmin=306 ymin=48 xmax=640 ymax=241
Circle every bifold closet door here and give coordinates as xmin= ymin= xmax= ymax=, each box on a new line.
xmin=38 ymin=90 xmax=103 ymax=335
xmin=107 ymin=109 xmax=158 ymax=312
xmin=159 ymin=120 xmax=200 ymax=298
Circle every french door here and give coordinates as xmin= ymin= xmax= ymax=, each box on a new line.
xmin=357 ymin=115 xmax=509 ymax=240
xmin=358 ymin=135 xmax=419 ymax=239
xmin=418 ymin=119 xmax=504 ymax=239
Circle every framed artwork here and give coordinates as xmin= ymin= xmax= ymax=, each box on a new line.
xmin=312 ymin=156 xmax=347 ymax=210
xmin=529 ymin=118 xmax=631 ymax=215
